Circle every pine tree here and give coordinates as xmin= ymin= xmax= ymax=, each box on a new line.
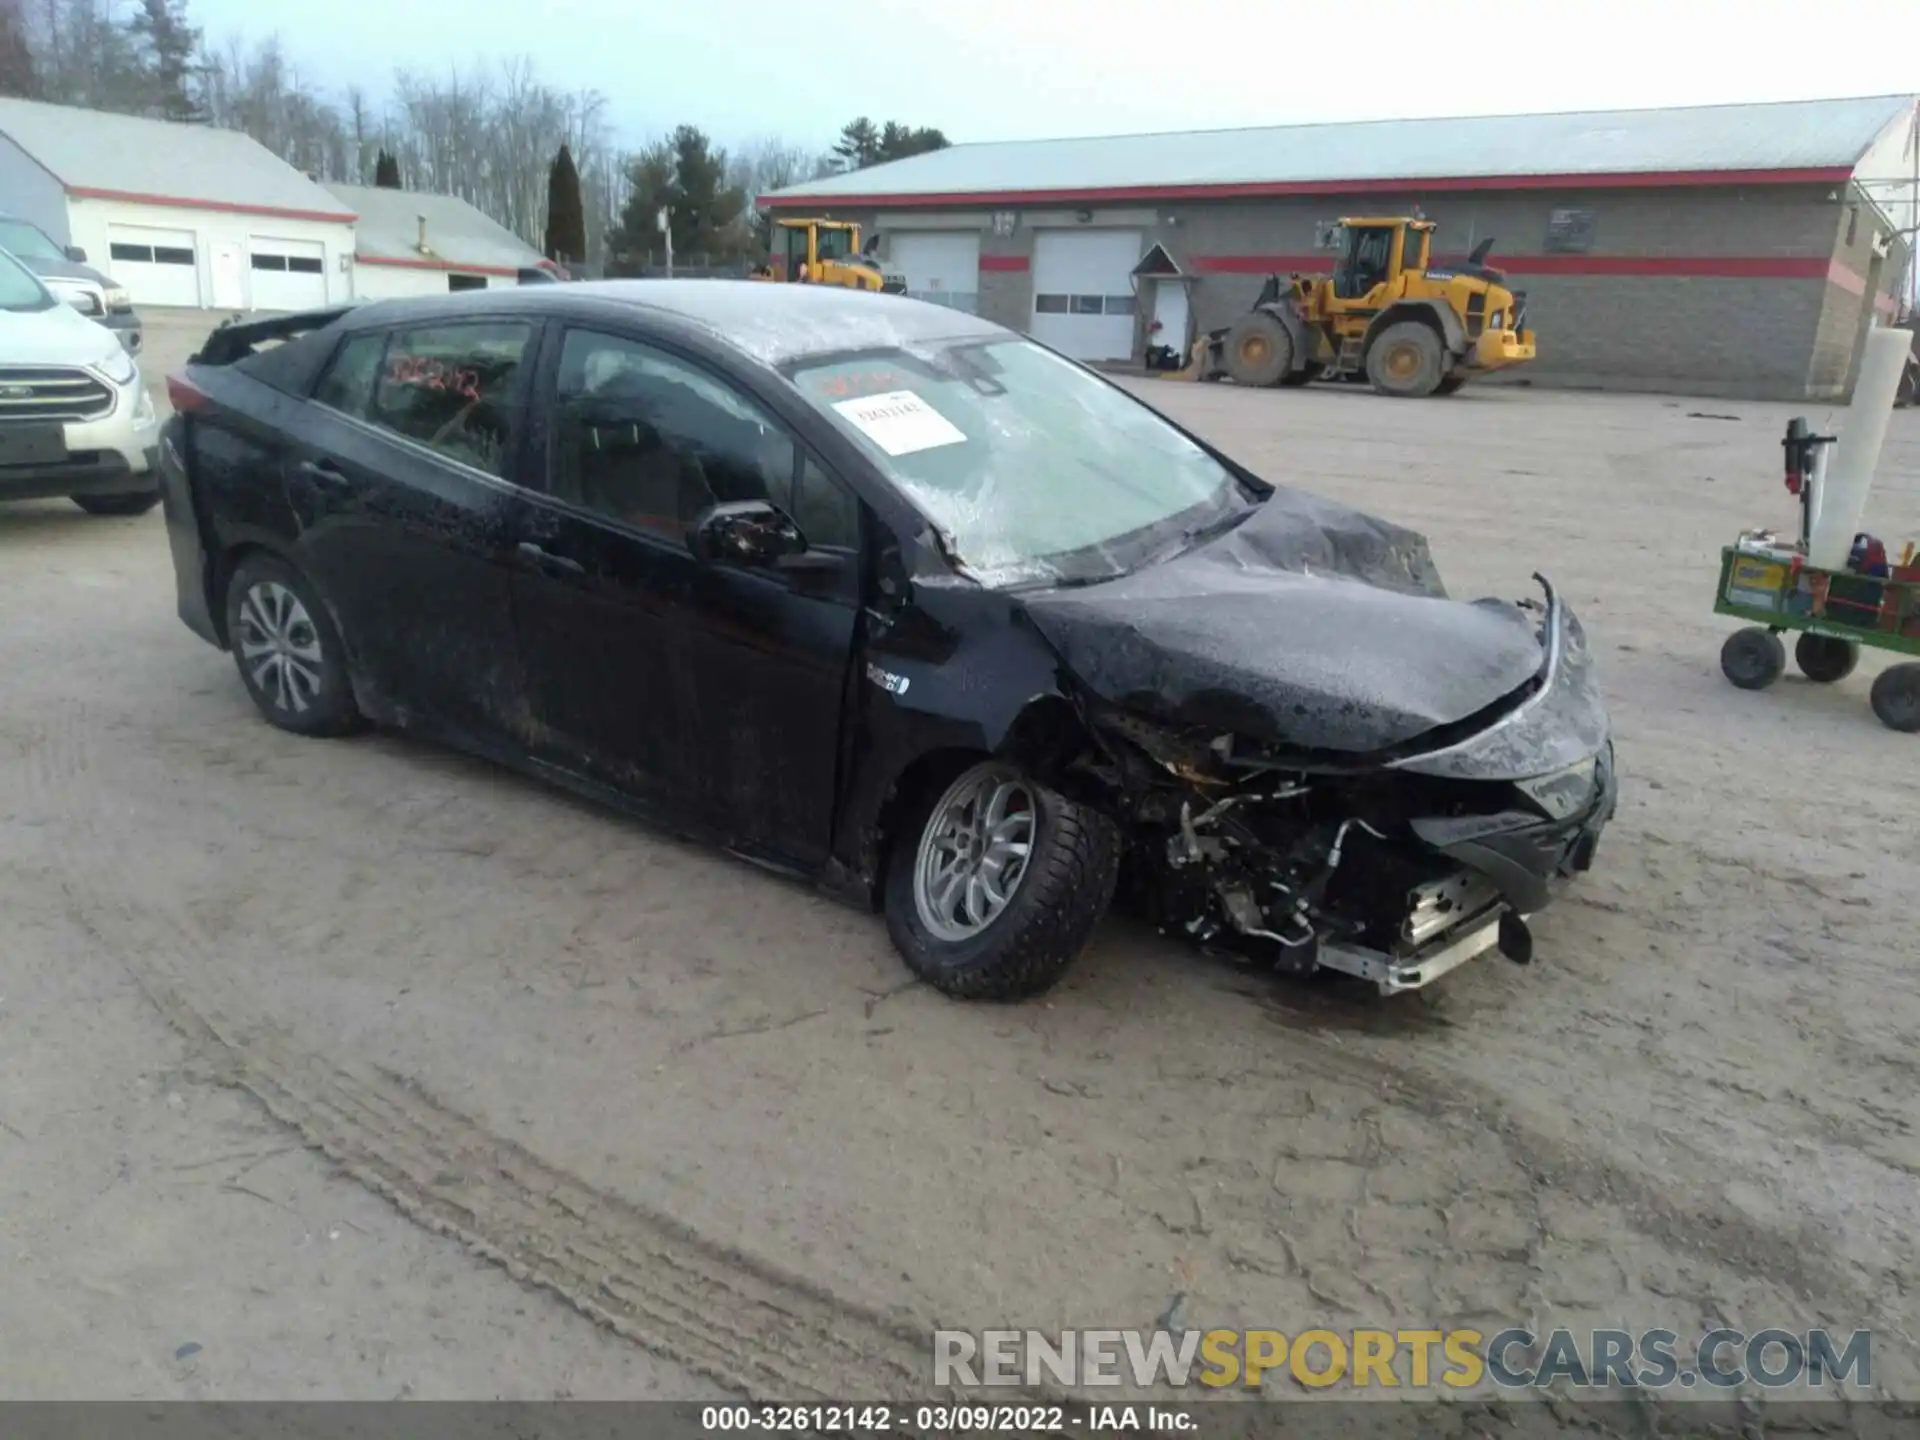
xmin=374 ymin=149 xmax=402 ymax=188
xmin=543 ymin=143 xmax=585 ymax=265
xmin=129 ymin=0 xmax=204 ymax=122
xmin=831 ymin=117 xmax=880 ymax=173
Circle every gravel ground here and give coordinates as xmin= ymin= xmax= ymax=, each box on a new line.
xmin=2 ymin=312 xmax=1915 ymax=1407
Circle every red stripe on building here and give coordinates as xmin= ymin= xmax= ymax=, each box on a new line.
xmin=758 ymin=166 xmax=1853 ymax=211
xmin=68 ymin=186 xmax=358 ymax=224
xmin=1193 ymin=253 xmax=1843 ymax=280
xmin=979 ymin=255 xmax=1028 ymax=272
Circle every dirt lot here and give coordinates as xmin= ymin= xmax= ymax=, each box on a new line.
xmin=2 ymin=312 xmax=1916 ymax=1406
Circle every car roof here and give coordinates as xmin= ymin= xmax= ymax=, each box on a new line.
xmin=341 ymin=280 xmax=1009 ymax=367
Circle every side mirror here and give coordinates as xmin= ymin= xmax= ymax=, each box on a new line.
xmin=65 ymin=245 xmax=88 ymax=263
xmin=688 ymin=499 xmax=807 ymax=567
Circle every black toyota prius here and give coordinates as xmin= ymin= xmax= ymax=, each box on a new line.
xmin=159 ymin=281 xmax=1616 ymax=1002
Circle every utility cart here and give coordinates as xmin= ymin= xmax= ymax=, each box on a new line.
xmin=1714 ymin=417 xmax=1920 ymax=732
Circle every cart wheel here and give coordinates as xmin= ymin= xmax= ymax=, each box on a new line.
xmin=1721 ymin=628 xmax=1786 ymax=690
xmin=1794 ymin=633 xmax=1860 ymax=684
xmin=1869 ymin=663 xmax=1920 ymax=732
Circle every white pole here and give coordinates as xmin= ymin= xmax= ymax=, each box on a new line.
xmin=1808 ymin=324 xmax=1911 ymax=568
xmin=658 ymin=206 xmax=673 ymax=279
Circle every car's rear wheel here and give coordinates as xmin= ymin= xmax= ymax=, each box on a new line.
xmin=72 ymin=489 xmax=160 ymax=516
xmin=884 ymin=760 xmax=1120 ymax=1001
xmin=224 ymin=553 xmax=361 ymax=737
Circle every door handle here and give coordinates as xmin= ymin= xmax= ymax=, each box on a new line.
xmin=516 ymin=541 xmax=585 ymax=577
xmin=296 ymin=458 xmax=349 ymax=486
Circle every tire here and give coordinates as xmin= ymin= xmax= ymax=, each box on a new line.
xmin=223 ymin=553 xmax=362 ymax=737
xmin=1365 ymin=321 xmax=1446 ymax=397
xmin=1719 ymin=627 xmax=1786 ymax=691
xmin=1221 ymin=313 xmax=1294 ymax=387
xmin=1793 ymin=632 xmax=1859 ymax=684
xmin=72 ymin=489 xmax=160 ymax=516
xmin=884 ymin=760 xmax=1121 ymax=1001
xmin=1869 ymin=663 xmax=1920 ymax=733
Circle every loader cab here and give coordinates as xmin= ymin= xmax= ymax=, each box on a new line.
xmin=775 ymin=220 xmax=864 ymax=281
xmin=1331 ymin=219 xmax=1433 ymax=300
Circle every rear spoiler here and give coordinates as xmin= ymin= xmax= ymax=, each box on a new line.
xmin=191 ymin=305 xmax=361 ymax=366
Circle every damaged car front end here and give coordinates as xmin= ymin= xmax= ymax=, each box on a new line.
xmin=792 ymin=328 xmax=1615 ymax=1000
xmin=1049 ymin=577 xmax=1615 ymax=995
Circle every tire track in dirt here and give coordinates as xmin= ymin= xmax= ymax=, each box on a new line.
xmin=17 ymin=608 xmax=1912 ymax=1407
xmin=12 ymin=682 xmax=946 ymax=1405
xmin=58 ymin=885 xmax=944 ymax=1402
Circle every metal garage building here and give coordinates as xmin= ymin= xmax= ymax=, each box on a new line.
xmin=764 ymin=95 xmax=1920 ymax=400
xmin=326 ymin=184 xmax=553 ymax=299
xmin=0 ymin=97 xmax=354 ymax=312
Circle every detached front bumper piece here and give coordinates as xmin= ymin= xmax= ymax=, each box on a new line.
xmin=1319 ymin=908 xmax=1509 ymax=995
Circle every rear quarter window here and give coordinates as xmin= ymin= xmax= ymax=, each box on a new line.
xmin=231 ymin=322 xmax=356 ymax=396
xmin=313 ymin=331 xmax=387 ymax=415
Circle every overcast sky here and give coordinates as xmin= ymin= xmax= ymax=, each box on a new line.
xmin=189 ymin=0 xmax=1917 ymax=152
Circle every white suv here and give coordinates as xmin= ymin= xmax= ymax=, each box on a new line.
xmin=0 ymin=245 xmax=161 ymax=514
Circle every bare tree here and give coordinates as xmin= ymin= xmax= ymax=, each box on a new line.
xmin=23 ymin=0 xmax=144 ymax=110
xmin=11 ymin=2 xmax=832 ymax=275
xmin=728 ymin=136 xmax=832 ymax=248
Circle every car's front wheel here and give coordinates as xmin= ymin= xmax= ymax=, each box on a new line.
xmin=884 ymin=760 xmax=1120 ymax=1001
xmin=224 ymin=553 xmax=362 ymax=737
xmin=72 ymin=489 xmax=160 ymax=516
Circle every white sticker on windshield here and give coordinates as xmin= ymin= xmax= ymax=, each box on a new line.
xmin=831 ymin=390 xmax=966 ymax=457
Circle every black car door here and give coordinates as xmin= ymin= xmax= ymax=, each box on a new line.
xmin=510 ymin=324 xmax=861 ymax=864
xmin=282 ymin=318 xmax=539 ymax=748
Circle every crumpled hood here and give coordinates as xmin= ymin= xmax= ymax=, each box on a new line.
xmin=1020 ymin=487 xmax=1546 ymax=755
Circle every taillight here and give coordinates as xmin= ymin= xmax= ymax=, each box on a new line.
xmin=166 ymin=373 xmax=209 ymax=413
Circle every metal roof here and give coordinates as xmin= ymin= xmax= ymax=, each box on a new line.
xmin=0 ymin=97 xmax=355 ymax=221
xmin=326 ymin=184 xmax=546 ymax=274
xmin=765 ymin=94 xmax=1919 ymax=207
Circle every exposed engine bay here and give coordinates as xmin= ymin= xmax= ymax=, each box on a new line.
xmin=1040 ymin=580 xmax=1616 ymax=994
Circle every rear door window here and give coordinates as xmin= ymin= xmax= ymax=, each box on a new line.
xmin=347 ymin=321 xmax=534 ymax=477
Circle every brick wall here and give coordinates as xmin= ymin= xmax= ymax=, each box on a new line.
xmin=841 ymin=181 xmax=1869 ymax=398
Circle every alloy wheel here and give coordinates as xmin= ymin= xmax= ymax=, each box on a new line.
xmin=913 ymin=766 xmax=1037 ymax=942
xmin=237 ymin=581 xmax=325 ymax=715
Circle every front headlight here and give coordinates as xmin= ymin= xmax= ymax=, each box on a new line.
xmin=95 ymin=346 xmax=138 ymax=387
xmin=103 ymin=285 xmax=132 ymax=310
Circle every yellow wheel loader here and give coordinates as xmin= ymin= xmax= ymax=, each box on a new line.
xmin=749 ymin=219 xmax=907 ymax=294
xmin=1184 ymin=217 xmax=1535 ymax=397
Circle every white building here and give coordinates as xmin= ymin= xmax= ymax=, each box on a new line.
xmin=328 ymin=183 xmax=554 ymax=299
xmin=0 ymin=96 xmax=355 ymax=311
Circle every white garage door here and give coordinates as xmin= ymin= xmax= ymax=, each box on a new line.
xmin=106 ymin=225 xmax=200 ymax=307
xmin=248 ymin=238 xmax=329 ymax=311
xmin=887 ymin=232 xmax=980 ymax=314
xmin=1030 ymin=230 xmax=1143 ymax=361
